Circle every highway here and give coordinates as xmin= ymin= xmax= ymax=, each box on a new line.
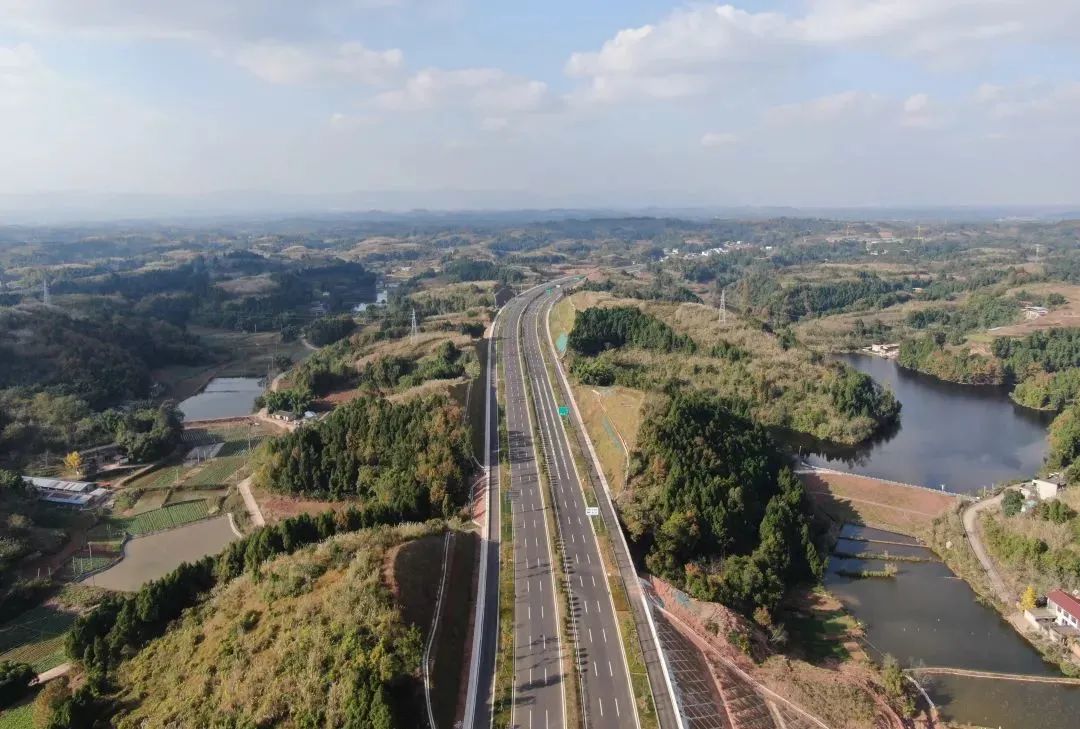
xmin=504 ymin=291 xmax=567 ymax=729
xmin=519 ymin=287 xmax=640 ymax=729
xmin=466 ymin=279 xmax=675 ymax=729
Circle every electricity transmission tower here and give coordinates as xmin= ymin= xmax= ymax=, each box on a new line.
xmin=719 ymin=289 xmax=727 ymax=324
xmin=410 ymin=308 xmax=419 ymax=343
xmin=42 ymin=276 xmax=51 ymax=306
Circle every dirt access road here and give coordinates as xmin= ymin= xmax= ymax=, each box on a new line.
xmin=962 ymin=493 xmax=1012 ymax=604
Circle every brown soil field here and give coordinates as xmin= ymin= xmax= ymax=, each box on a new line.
xmin=988 ymin=282 xmax=1080 ymax=336
xmin=802 ymin=470 xmax=958 ymax=537
xmin=253 ymin=490 xmax=349 ymax=523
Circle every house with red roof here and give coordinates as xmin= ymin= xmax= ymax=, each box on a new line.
xmin=1048 ymin=590 xmax=1080 ymax=630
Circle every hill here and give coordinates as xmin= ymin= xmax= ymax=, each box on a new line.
xmin=112 ymin=521 xmax=446 ymax=728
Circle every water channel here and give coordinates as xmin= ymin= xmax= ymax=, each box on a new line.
xmin=808 ymin=358 xmax=1080 ymax=727
xmin=177 ymin=376 xmax=265 ymax=421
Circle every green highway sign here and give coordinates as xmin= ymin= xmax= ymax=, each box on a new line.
xmin=558 ymin=406 xmax=570 ymax=417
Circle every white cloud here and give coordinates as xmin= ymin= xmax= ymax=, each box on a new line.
xmin=700 ymin=131 xmax=738 ymax=147
xmin=566 ymin=5 xmax=799 ymax=103
xmin=234 ymin=41 xmax=403 ymax=85
xmin=375 ymin=67 xmax=556 ymax=114
xmin=566 ymin=1 xmax=1080 ymax=103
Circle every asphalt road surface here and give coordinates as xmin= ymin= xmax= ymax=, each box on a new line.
xmin=505 ymin=292 xmax=567 ymax=729
xmin=519 ymin=288 xmax=640 ymax=729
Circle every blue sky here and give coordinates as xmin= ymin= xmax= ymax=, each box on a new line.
xmin=1 ymin=1 xmax=1078 ymax=210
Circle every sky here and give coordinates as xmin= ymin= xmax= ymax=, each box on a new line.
xmin=1 ymin=0 xmax=1079 ymax=212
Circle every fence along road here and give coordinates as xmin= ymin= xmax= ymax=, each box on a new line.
xmin=505 ymin=292 xmax=567 ymax=729
xmin=521 ymin=289 xmax=641 ymax=729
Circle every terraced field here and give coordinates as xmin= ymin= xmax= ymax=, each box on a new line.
xmin=0 ymin=606 xmax=76 ymax=672
xmin=123 ymin=500 xmax=211 ymax=535
xmin=183 ymin=455 xmax=247 ymax=487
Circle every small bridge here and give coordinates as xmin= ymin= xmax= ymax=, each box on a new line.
xmin=909 ymin=666 xmax=1080 ymax=685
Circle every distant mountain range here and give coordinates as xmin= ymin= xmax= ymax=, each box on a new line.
xmin=0 ymin=190 xmax=1076 ymax=225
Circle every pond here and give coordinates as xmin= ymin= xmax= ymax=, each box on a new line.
xmin=802 ymin=354 xmax=1054 ymax=493
xmin=178 ymin=377 xmax=265 ymax=421
xmin=827 ymin=525 xmax=1080 ymax=728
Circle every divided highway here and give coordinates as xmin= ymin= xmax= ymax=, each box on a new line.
xmin=504 ymin=292 xmax=566 ymax=729
xmin=520 ymin=287 xmax=640 ymax=729
xmin=466 ymin=280 xmax=676 ymax=729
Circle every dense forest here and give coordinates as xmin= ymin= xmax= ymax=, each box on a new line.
xmin=567 ymin=306 xmax=697 ymax=356
xmin=739 ymin=271 xmax=920 ymax=324
xmin=257 ymin=393 xmax=473 ymax=516
xmin=622 ymin=393 xmax=822 ymax=615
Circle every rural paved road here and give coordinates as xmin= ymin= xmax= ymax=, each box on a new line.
xmin=520 ymin=288 xmax=640 ymax=729
xmin=962 ymin=493 xmax=1012 ymax=604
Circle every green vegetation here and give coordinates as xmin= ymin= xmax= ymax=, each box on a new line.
xmin=897 ymin=334 xmax=1004 ymax=384
xmin=0 ymin=702 xmax=32 ymax=729
xmin=561 ymin=296 xmax=899 ymax=444
xmin=739 ymin=271 xmax=919 ymax=324
xmin=0 ymin=607 xmax=77 ymax=673
xmin=621 ymin=392 xmax=822 ymax=615
xmin=567 ymin=306 xmax=696 ymax=356
xmin=1047 ymin=404 xmax=1080 ymax=480
xmin=258 ymin=386 xmax=314 ymax=414
xmin=981 ymin=512 xmax=1080 ymax=593
xmin=905 ymin=293 xmax=1020 ymax=342
xmin=829 ymin=368 xmax=901 ymax=422
xmin=258 ymin=393 xmax=472 ymax=515
xmin=116 ymin=500 xmax=210 ymax=535
xmin=56 ymin=519 xmax=441 ymax=728
xmin=0 ymin=662 xmax=34 ymax=709
xmin=305 ymin=314 xmax=356 ymax=346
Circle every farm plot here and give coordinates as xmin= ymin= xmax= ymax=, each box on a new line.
xmin=123 ymin=500 xmax=211 ymax=535
xmin=127 ymin=464 xmax=194 ymax=491
xmin=0 ymin=606 xmax=76 ymax=672
xmin=184 ymin=455 xmax=247 ymax=487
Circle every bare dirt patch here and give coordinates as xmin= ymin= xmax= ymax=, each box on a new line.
xmin=988 ymin=282 xmax=1080 ymax=336
xmin=802 ymin=471 xmax=957 ymax=537
xmin=252 ymin=489 xmax=348 ymax=523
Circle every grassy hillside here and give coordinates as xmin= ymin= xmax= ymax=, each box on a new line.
xmin=114 ymin=521 xmax=446 ymax=728
xmin=555 ymin=291 xmax=898 ymax=445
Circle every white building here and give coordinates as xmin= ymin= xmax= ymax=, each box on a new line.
xmin=22 ymin=476 xmax=109 ymax=509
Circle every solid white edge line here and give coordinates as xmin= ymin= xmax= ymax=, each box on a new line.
xmin=543 ymin=288 xmax=688 ymax=729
